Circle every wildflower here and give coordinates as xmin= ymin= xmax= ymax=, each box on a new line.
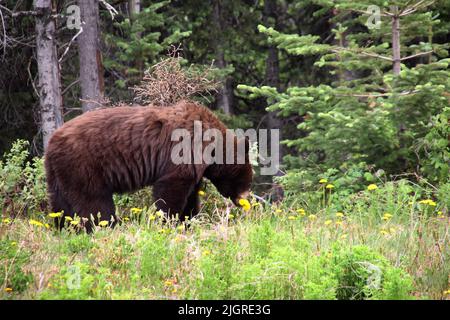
xmin=48 ymin=212 xmax=63 ymax=218
xmin=325 ymin=184 xmax=334 ymax=189
xmin=367 ymin=184 xmax=378 ymax=191
xmin=29 ymin=219 xmax=44 ymax=227
xmin=308 ymin=214 xmax=317 ymax=220
xmin=443 ymin=289 xmax=450 ymax=295
xmin=275 ymin=209 xmax=282 ymax=214
xmin=2 ymin=218 xmax=12 ymax=224
xmin=335 ymin=212 xmax=344 ymax=218
xmin=64 ymin=216 xmax=73 ymax=221
xmin=202 ymin=249 xmax=211 ymax=256
xmin=319 ymin=178 xmax=328 ymax=184
xmin=184 ymin=216 xmax=189 ymax=221
xmin=164 ymin=280 xmax=174 ymax=286
xmin=437 ymin=211 xmax=444 ymax=218
xmin=70 ymin=220 xmax=79 ymax=226
xmin=288 ymin=216 xmax=297 ymax=221
xmin=418 ymin=199 xmax=437 ymax=206
xmin=296 ymin=208 xmax=306 ymax=216
xmin=324 ymin=219 xmax=332 ymax=226
xmin=251 ymin=201 xmax=261 ymax=207
xmin=335 ymin=220 xmax=343 ymax=226
xmin=11 ymin=242 xmax=17 ymax=246
xmin=123 ymin=217 xmax=130 ymax=222
xmin=238 ymin=198 xmax=251 ymax=211
xmin=156 ymin=210 xmax=165 ymax=217
xmin=44 ymin=223 xmax=50 ymax=229
xmin=149 ymin=214 xmax=156 ymax=221
xmin=380 ymin=229 xmax=389 ymax=236
xmin=177 ymin=224 xmax=185 ymax=231
xmin=131 ymin=207 xmax=143 ymax=215
xmin=4 ymin=287 xmax=12 ymax=293
xmin=98 ymin=220 xmax=109 ymax=227
xmin=382 ymin=213 xmax=393 ymax=221
xmin=198 ymin=190 xmax=206 ymax=196
xmin=228 ymin=214 xmax=235 ymax=220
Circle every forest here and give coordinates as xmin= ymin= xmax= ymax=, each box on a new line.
xmin=0 ymin=0 xmax=449 ymax=300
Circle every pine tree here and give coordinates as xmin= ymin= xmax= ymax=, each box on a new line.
xmin=239 ymin=0 xmax=450 ymax=191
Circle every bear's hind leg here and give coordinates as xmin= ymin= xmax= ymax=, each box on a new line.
xmin=183 ymin=182 xmax=202 ymax=219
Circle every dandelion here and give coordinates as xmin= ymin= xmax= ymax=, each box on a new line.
xmin=319 ymin=178 xmax=328 ymax=184
xmin=443 ymin=289 xmax=450 ymax=295
xmin=367 ymin=184 xmax=378 ymax=191
xmin=324 ymin=219 xmax=332 ymax=226
xmin=44 ymin=223 xmax=50 ymax=229
xmin=131 ymin=207 xmax=143 ymax=214
xmin=296 ymin=208 xmax=306 ymax=216
xmin=380 ymin=229 xmax=389 ymax=235
xmin=382 ymin=213 xmax=393 ymax=221
xmin=164 ymin=280 xmax=174 ymax=286
xmin=308 ymin=214 xmax=317 ymax=220
xmin=288 ymin=216 xmax=297 ymax=221
xmin=335 ymin=212 xmax=344 ymax=218
xmin=99 ymin=220 xmax=109 ymax=227
xmin=70 ymin=220 xmax=80 ymax=226
xmin=156 ymin=210 xmax=165 ymax=217
xmin=64 ymin=216 xmax=73 ymax=221
xmin=238 ymin=198 xmax=251 ymax=211
xmin=202 ymin=249 xmax=211 ymax=256
xmin=418 ymin=199 xmax=437 ymax=206
xmin=198 ymin=190 xmax=206 ymax=196
xmin=325 ymin=184 xmax=335 ymax=189
xmin=48 ymin=212 xmax=63 ymax=218
xmin=4 ymin=288 xmax=12 ymax=293
xmin=149 ymin=214 xmax=156 ymax=221
xmin=123 ymin=217 xmax=130 ymax=222
xmin=2 ymin=218 xmax=11 ymax=224
xmin=11 ymin=242 xmax=17 ymax=246
xmin=228 ymin=214 xmax=235 ymax=220
xmin=29 ymin=219 xmax=44 ymax=227
xmin=177 ymin=224 xmax=185 ymax=231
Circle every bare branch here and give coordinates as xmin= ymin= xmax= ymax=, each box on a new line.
xmin=332 ymin=48 xmax=393 ymax=62
xmin=59 ymin=26 xmax=83 ymax=63
xmin=400 ymin=50 xmax=433 ymax=61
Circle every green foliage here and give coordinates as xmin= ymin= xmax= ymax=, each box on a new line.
xmin=0 ymin=140 xmax=47 ymax=216
xmin=0 ymin=239 xmax=33 ymax=294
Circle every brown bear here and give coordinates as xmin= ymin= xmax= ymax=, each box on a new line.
xmin=45 ymin=100 xmax=252 ymax=231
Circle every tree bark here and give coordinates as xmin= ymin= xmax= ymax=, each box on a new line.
xmin=34 ymin=0 xmax=63 ymax=150
xmin=78 ymin=0 xmax=104 ymax=112
xmin=212 ymin=0 xmax=233 ymax=114
xmin=129 ymin=0 xmax=143 ymax=78
xmin=263 ymin=0 xmax=284 ymax=201
xmin=391 ymin=7 xmax=401 ymax=75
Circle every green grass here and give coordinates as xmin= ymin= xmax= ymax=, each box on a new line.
xmin=1 ymin=180 xmax=449 ymax=300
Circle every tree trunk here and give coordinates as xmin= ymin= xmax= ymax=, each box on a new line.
xmin=129 ymin=0 xmax=143 ymax=78
xmin=78 ymin=0 xmax=104 ymax=112
xmin=34 ymin=0 xmax=63 ymax=150
xmin=264 ymin=0 xmax=284 ymax=201
xmin=391 ymin=7 xmax=401 ymax=75
xmin=212 ymin=0 xmax=233 ymax=114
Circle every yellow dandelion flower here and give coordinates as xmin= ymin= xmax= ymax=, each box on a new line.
xmin=48 ymin=212 xmax=63 ymax=218
xmin=131 ymin=207 xmax=143 ymax=214
xmin=324 ymin=219 xmax=332 ymax=226
xmin=319 ymin=178 xmax=328 ymax=184
xmin=296 ymin=208 xmax=306 ymax=216
xmin=308 ymin=214 xmax=317 ymax=220
xmin=335 ymin=212 xmax=344 ymax=218
xmin=164 ymin=280 xmax=173 ymax=286
xmin=98 ymin=220 xmax=109 ymax=227
xmin=288 ymin=216 xmax=297 ymax=220
xmin=380 ymin=229 xmax=389 ymax=235
xmin=382 ymin=213 xmax=393 ymax=221
xmin=4 ymin=287 xmax=12 ymax=293
xmin=443 ymin=289 xmax=450 ymax=295
xmin=228 ymin=214 xmax=235 ymax=219
xmin=2 ymin=218 xmax=11 ymax=224
xmin=11 ymin=242 xmax=17 ymax=246
xmin=198 ymin=190 xmax=206 ymax=196
xmin=44 ymin=223 xmax=50 ymax=229
xmin=418 ymin=199 xmax=437 ymax=206
xmin=70 ymin=220 xmax=79 ymax=226
xmin=325 ymin=184 xmax=335 ymax=189
xmin=172 ymin=287 xmax=178 ymax=294
xmin=29 ymin=219 xmax=44 ymax=227
xmin=367 ymin=184 xmax=378 ymax=191
xmin=202 ymin=249 xmax=211 ymax=256
xmin=275 ymin=209 xmax=282 ymax=214
xmin=156 ymin=210 xmax=165 ymax=217
xmin=64 ymin=216 xmax=73 ymax=221
xmin=149 ymin=214 xmax=156 ymax=221
xmin=238 ymin=198 xmax=251 ymax=211
xmin=123 ymin=217 xmax=130 ymax=221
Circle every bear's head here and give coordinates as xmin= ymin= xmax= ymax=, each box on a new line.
xmin=204 ymin=137 xmax=253 ymax=206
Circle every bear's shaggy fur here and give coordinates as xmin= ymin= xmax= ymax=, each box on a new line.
xmin=45 ymin=101 xmax=252 ymax=231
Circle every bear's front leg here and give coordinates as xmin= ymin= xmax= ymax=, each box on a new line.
xmin=153 ymin=177 xmax=196 ymax=219
xmin=183 ymin=182 xmax=202 ymax=219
